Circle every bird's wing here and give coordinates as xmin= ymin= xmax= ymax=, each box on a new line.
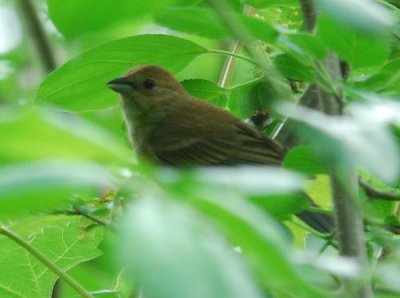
xmin=149 ymin=118 xmax=284 ymax=167
xmin=227 ymin=121 xmax=284 ymax=165
xmin=150 ymin=131 xmax=237 ymax=167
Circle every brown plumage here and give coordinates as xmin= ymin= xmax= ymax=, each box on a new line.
xmin=108 ymin=65 xmax=333 ymax=233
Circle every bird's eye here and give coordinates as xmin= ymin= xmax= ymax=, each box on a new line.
xmin=143 ymin=78 xmax=156 ymax=90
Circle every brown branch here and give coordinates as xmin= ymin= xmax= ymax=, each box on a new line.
xmin=72 ymin=205 xmax=117 ymax=232
xmin=360 ymin=180 xmax=400 ymax=201
xmin=299 ymin=0 xmax=317 ymax=31
xmin=296 ymin=1 xmax=371 ymax=297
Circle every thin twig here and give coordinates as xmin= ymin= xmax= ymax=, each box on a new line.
xmin=217 ymin=6 xmax=256 ymax=88
xmin=72 ymin=205 xmax=117 ymax=232
xmin=19 ymin=0 xmax=56 ymax=73
xmin=360 ymin=180 xmax=400 ymax=201
xmin=299 ymin=0 xmax=317 ymax=32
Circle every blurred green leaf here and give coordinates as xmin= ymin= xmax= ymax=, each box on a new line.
xmin=375 ymin=257 xmax=400 ymax=296
xmin=318 ymin=15 xmax=391 ymax=69
xmin=154 ymin=7 xmax=278 ymax=42
xmin=151 ymin=166 xmax=308 ymax=220
xmin=48 ymin=0 xmax=177 ymax=39
xmin=0 ymin=215 xmax=103 ymax=298
xmin=36 ymin=35 xmax=207 ymax=111
xmin=181 ymin=79 xmax=228 ymax=107
xmin=189 ymin=193 xmax=328 ymax=297
xmin=0 ymin=160 xmax=115 ymax=217
xmin=120 ymin=197 xmax=264 ymax=298
xmin=194 ymin=166 xmax=305 ymax=195
xmin=314 ymin=0 xmax=395 ymax=34
xmin=143 ymin=168 xmax=328 ymax=295
xmin=281 ymin=103 xmax=399 ymax=182
xmin=0 ymin=110 xmax=131 ymax=164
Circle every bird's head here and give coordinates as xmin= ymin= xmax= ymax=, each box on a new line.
xmin=108 ymin=65 xmax=187 ymax=119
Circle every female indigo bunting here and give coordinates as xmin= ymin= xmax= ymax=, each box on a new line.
xmin=108 ymin=65 xmax=333 ymax=233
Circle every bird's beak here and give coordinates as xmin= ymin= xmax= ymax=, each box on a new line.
xmin=107 ymin=77 xmax=134 ymax=94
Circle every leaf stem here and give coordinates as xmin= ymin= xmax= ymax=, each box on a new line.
xmin=0 ymin=225 xmax=94 ymax=298
xmin=208 ymin=0 xmax=286 ymax=100
xmin=360 ymin=180 xmax=400 ymax=201
xmin=208 ymin=49 xmax=257 ymax=65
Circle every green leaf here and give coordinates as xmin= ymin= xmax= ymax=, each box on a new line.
xmin=120 ymin=197 xmax=264 ymax=298
xmin=283 ymin=33 xmax=328 ymax=59
xmin=48 ymin=0 xmax=177 ymax=39
xmin=243 ymin=0 xmax=297 ymax=7
xmin=0 ymin=160 xmax=115 ymax=218
xmin=353 ymin=60 xmax=400 ymax=93
xmin=273 ymin=53 xmax=315 ymax=82
xmin=228 ymin=79 xmax=261 ymax=118
xmin=283 ymin=146 xmax=327 ymax=176
xmin=229 ymin=79 xmax=292 ymax=118
xmin=250 ymin=193 xmax=310 ymax=220
xmin=318 ymin=15 xmax=391 ymax=69
xmin=154 ymin=8 xmax=227 ymax=39
xmin=181 ymin=79 xmax=228 ymax=107
xmin=314 ymin=0 xmax=395 ymax=34
xmin=0 ymin=215 xmax=103 ymax=298
xmin=36 ymin=35 xmax=207 ymax=112
xmin=154 ymin=7 xmax=277 ymax=42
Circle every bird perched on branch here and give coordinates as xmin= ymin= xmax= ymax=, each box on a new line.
xmin=108 ymin=65 xmax=333 ymax=233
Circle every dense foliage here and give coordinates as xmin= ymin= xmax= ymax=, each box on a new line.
xmin=1 ymin=0 xmax=400 ymax=297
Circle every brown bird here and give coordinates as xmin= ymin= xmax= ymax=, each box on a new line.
xmin=108 ymin=65 xmax=333 ymax=233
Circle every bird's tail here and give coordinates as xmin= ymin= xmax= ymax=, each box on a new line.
xmin=296 ymin=209 xmax=335 ymax=234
